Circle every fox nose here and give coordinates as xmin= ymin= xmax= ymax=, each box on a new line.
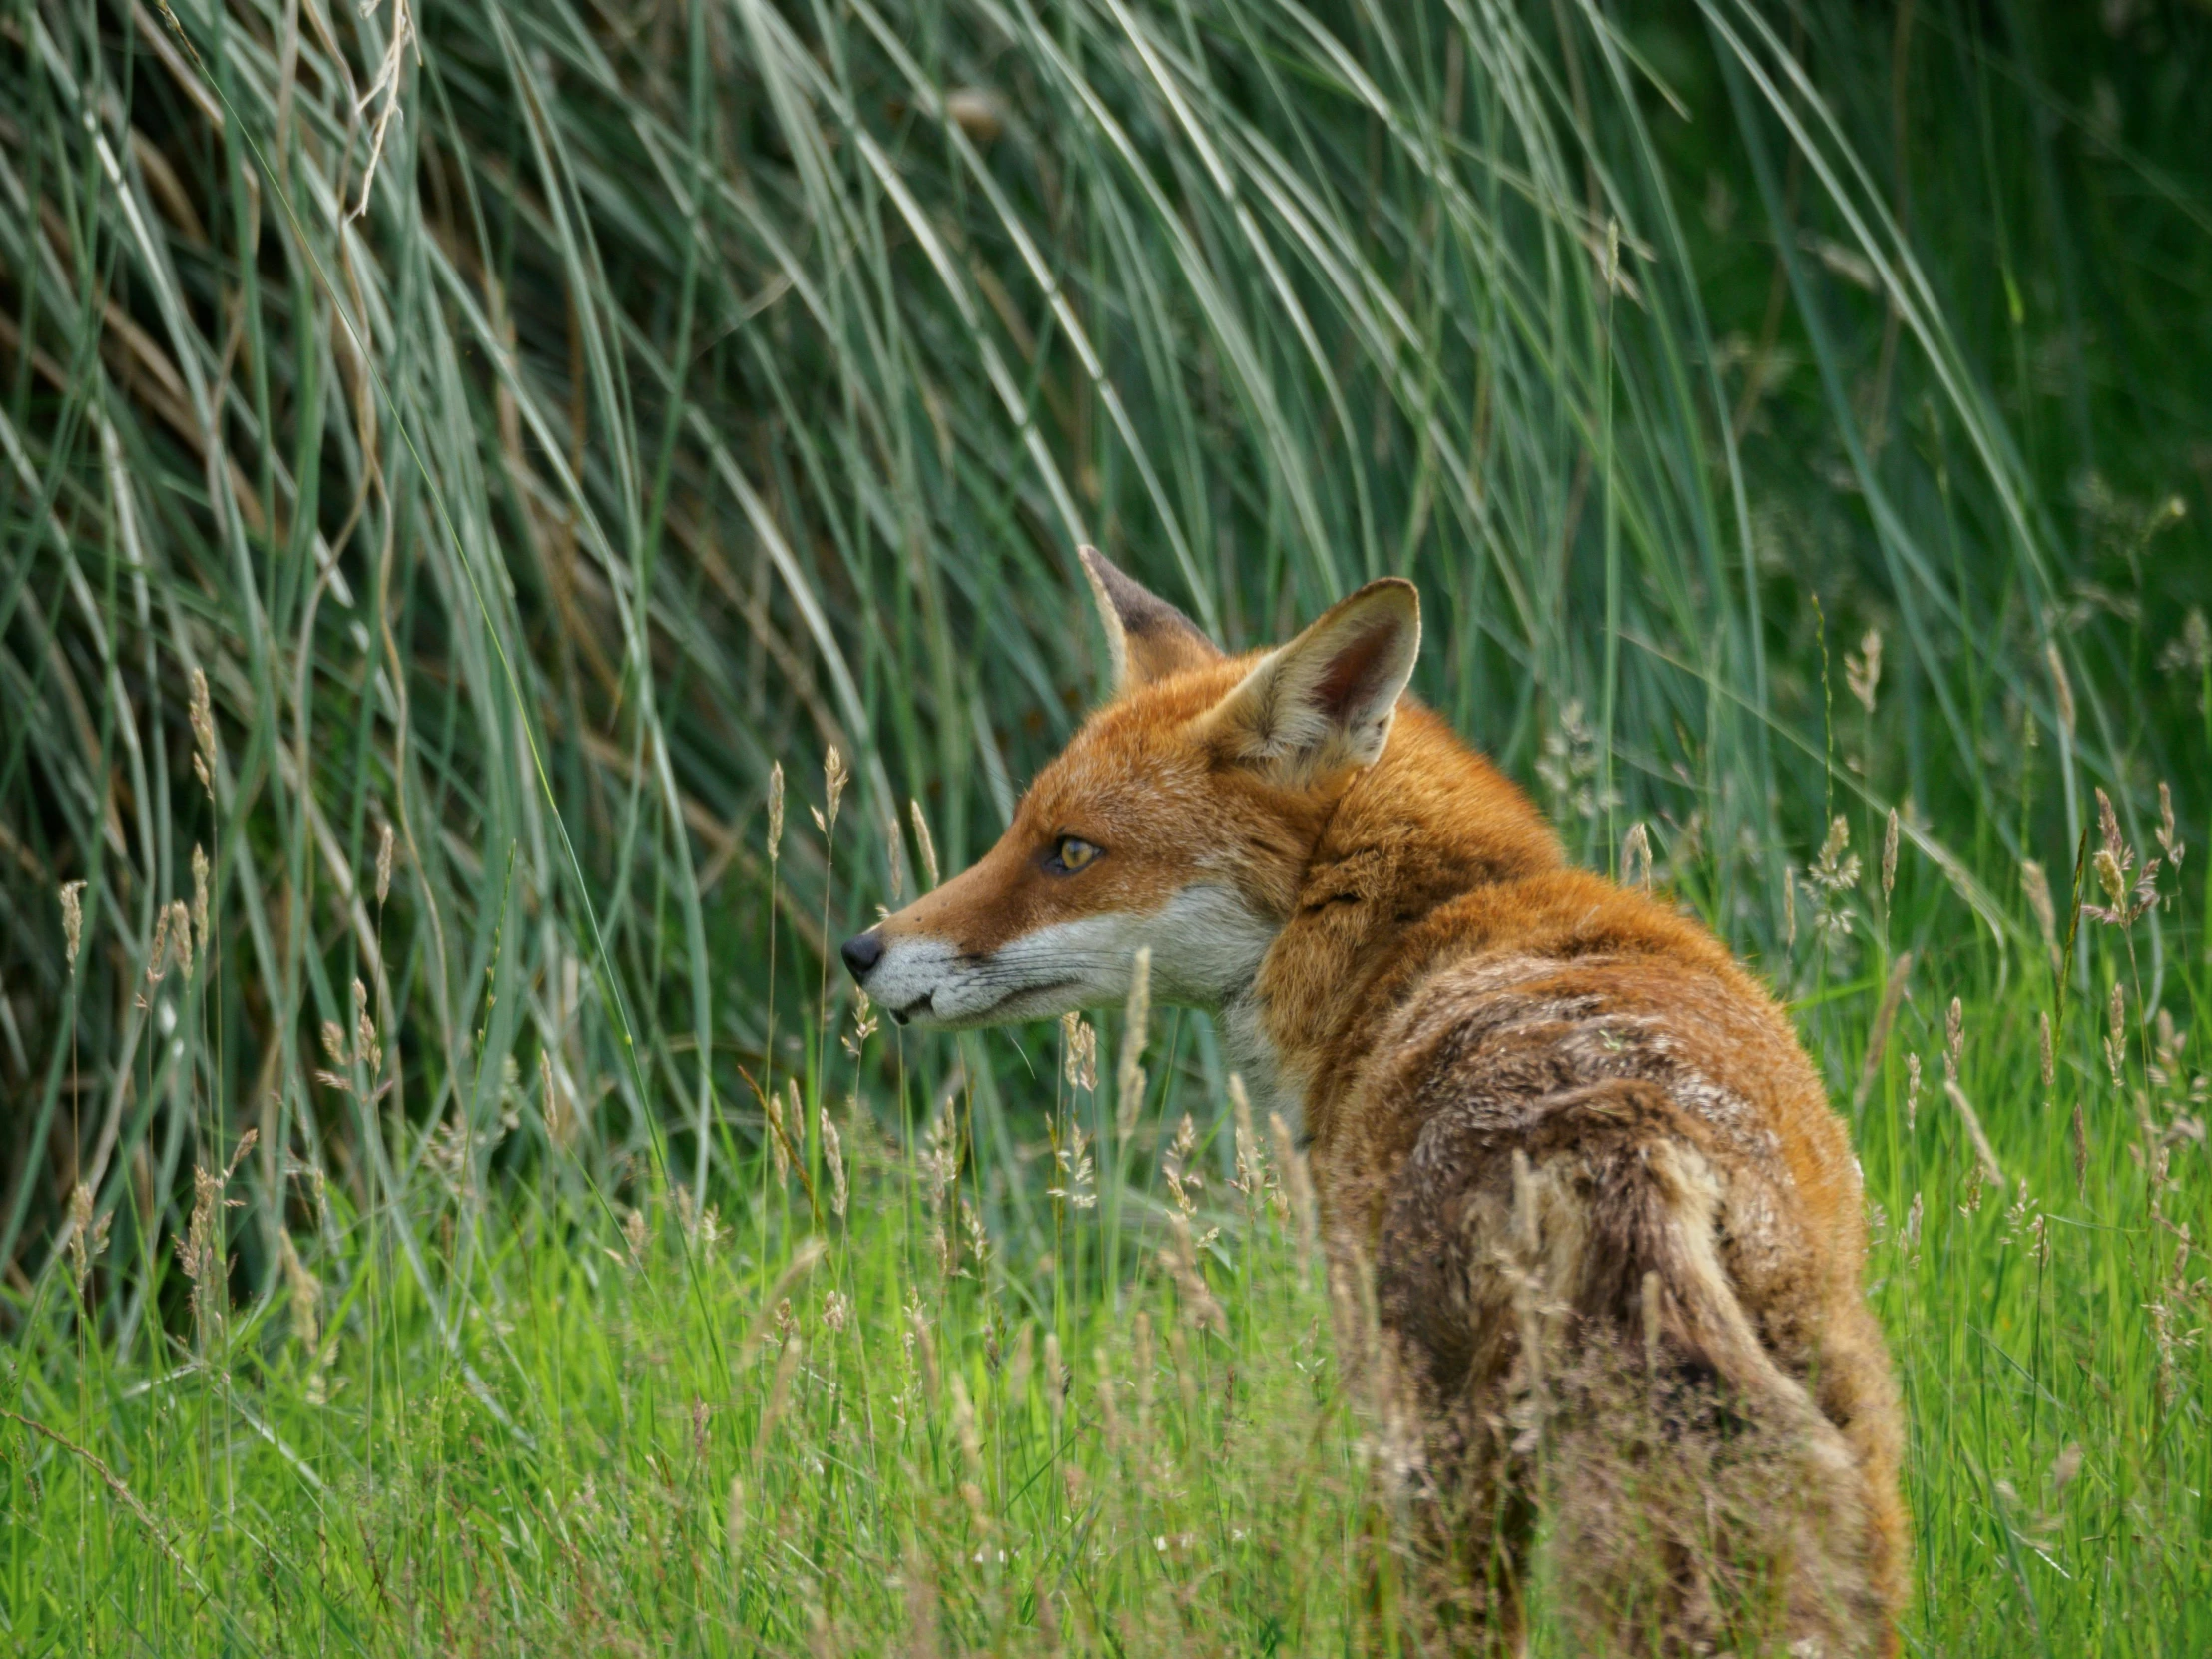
xmin=839 ymin=930 xmax=884 ymax=982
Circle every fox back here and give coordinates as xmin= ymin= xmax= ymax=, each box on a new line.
xmin=842 ymin=550 xmax=1906 ymax=1655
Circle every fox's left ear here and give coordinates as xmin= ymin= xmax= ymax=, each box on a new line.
xmin=1203 ymin=578 xmax=1420 ymax=787
xmin=1080 ymin=546 xmax=1221 ymax=690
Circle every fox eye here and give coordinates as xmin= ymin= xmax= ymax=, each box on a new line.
xmin=1048 ymin=836 xmax=1103 ymax=875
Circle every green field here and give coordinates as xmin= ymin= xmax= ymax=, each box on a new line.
xmin=3 ymin=0 xmax=2209 ymax=1651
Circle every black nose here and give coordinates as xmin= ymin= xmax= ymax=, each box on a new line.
xmin=840 ymin=931 xmax=884 ymax=981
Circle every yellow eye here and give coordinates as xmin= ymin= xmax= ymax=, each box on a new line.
xmin=1053 ymin=836 xmax=1102 ymax=873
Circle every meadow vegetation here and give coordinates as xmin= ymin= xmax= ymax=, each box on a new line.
xmin=1 ymin=0 xmax=2209 ymax=1651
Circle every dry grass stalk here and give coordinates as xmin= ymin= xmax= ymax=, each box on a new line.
xmin=765 ymin=1081 xmax=794 ymax=1183
xmin=190 ymin=845 xmax=210 ymax=965
xmin=1846 ymin=627 xmax=1882 ymax=714
xmin=821 ymin=1103 xmax=847 ymax=1219
xmin=1620 ymin=821 xmax=1652 ymax=892
xmin=278 ymin=1230 xmax=320 ymax=1355
xmin=949 ymin=1374 xmax=991 ymax=1528
xmin=1131 ymin=1311 xmax=1155 ymax=1440
xmin=1114 ymin=946 xmax=1152 ymax=1139
xmin=1228 ymin=1073 xmax=1272 ymax=1224
xmin=1046 ymin=1108 xmax=1094 ymax=1212
xmin=374 ymin=819 xmax=395 ymax=905
xmin=351 ymin=0 xmax=417 ymax=219
xmin=1944 ymin=1080 xmax=2005 ymax=1188
xmin=907 ymin=1297 xmax=940 ymax=1400
xmin=1005 ymin=1321 xmax=1034 ymax=1412
xmin=766 ymin=762 xmax=786 ymax=863
xmin=902 ymin=1541 xmax=943 ymax=1659
xmin=909 ymin=799 xmax=939 ymax=888
xmin=725 ymin=1473 xmax=746 ymax=1557
xmin=733 ymin=1238 xmax=826 ymax=1372
xmin=2106 ymin=981 xmax=2128 ymax=1085
xmin=178 ymin=1129 xmax=257 ymax=1350
xmin=2047 ymin=642 xmax=2076 ymax=738
xmin=1162 ymin=1214 xmax=1227 ymax=1336
xmin=2022 ymin=859 xmax=2058 ymax=971
xmin=1043 ymin=1332 xmax=1066 ymax=1439
xmin=1269 ymin=1111 xmax=1317 ymax=1273
xmin=755 ymin=1333 xmax=805 ymax=1474
xmin=1851 ymin=949 xmax=1913 ymax=1112
xmin=1060 ymin=1011 xmax=1097 ymax=1093
xmin=2154 ymin=781 xmax=2184 ymax=869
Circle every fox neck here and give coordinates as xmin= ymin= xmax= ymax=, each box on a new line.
xmin=1248 ymin=701 xmax=1565 ymax=1135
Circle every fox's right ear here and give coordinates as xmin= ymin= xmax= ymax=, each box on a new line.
xmin=1079 ymin=546 xmax=1220 ymax=690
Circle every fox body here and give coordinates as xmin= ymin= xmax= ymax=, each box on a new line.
xmin=842 ymin=552 xmax=1906 ymax=1653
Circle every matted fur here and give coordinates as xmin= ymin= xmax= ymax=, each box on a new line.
xmin=845 ymin=554 xmax=1907 ymax=1654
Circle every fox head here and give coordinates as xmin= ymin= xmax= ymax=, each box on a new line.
xmin=838 ymin=549 xmax=1420 ymax=1033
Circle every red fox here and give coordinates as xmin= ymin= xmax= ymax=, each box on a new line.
xmin=841 ymin=550 xmax=1906 ymax=1654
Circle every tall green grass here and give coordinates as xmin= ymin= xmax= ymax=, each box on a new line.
xmin=2 ymin=0 xmax=2208 ymax=1651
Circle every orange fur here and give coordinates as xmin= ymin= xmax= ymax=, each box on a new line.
xmin=844 ymin=552 xmax=1907 ymax=1653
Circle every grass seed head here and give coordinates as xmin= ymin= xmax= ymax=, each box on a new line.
xmin=374 ymin=819 xmax=395 ymax=904
xmin=1882 ymin=808 xmax=1899 ymax=902
xmin=767 ymin=762 xmax=786 ymax=862
xmin=1945 ymin=996 xmax=1964 ymax=1084
xmin=909 ymin=799 xmax=939 ymax=888
xmin=1846 ymin=627 xmax=1883 ymax=714
xmin=191 ymin=845 xmax=210 ymax=964
xmin=60 ymin=880 xmax=86 ymax=973
xmin=2021 ymin=858 xmax=2057 ymax=958
xmin=189 ymin=667 xmax=217 ymax=797
xmin=67 ymin=1182 xmax=111 ymax=1301
xmin=279 ymin=1230 xmax=320 ymax=1355
xmin=168 ymin=900 xmax=193 ymax=981
xmin=146 ymin=905 xmax=172 ymax=987
xmin=823 ymin=746 xmax=848 ymax=832
xmin=766 ymin=1080 xmax=795 ymax=1183
xmin=1060 ymin=1011 xmax=1097 ymax=1093
xmin=1620 ymin=821 xmax=1651 ymax=892
xmin=2047 ymin=642 xmax=2076 ymax=738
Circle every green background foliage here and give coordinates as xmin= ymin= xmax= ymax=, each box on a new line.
xmin=1 ymin=0 xmax=2207 ymax=1651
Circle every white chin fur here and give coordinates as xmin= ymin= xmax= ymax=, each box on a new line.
xmin=866 ymin=883 xmax=1279 ymax=1032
